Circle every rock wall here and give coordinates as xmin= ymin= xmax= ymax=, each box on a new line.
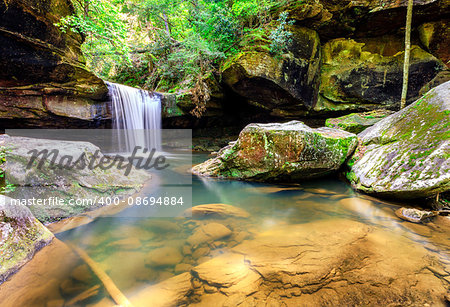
xmin=273 ymin=0 xmax=449 ymax=39
xmin=117 ymin=0 xmax=450 ymax=127
xmin=220 ymin=0 xmax=449 ymax=120
xmin=315 ymin=37 xmax=444 ymax=113
xmin=418 ymin=19 xmax=450 ymax=67
xmin=0 ymin=0 xmax=109 ymax=128
xmin=0 ymin=0 xmax=448 ymax=128
xmin=222 ymin=27 xmax=321 ymax=117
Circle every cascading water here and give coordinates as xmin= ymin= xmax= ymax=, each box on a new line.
xmin=107 ymin=82 xmax=162 ymax=152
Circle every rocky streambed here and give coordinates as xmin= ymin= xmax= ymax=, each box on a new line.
xmin=0 ymin=82 xmax=448 ymax=306
xmin=0 ymin=180 xmax=449 ymax=306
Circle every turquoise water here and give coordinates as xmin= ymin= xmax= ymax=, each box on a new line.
xmin=9 ymin=153 xmax=448 ymax=306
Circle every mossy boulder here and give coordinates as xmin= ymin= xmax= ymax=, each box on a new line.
xmin=418 ymin=19 xmax=450 ymax=68
xmin=346 ymin=81 xmax=450 ymax=199
xmin=0 ymin=195 xmax=54 ymax=284
xmin=325 ymin=110 xmax=394 ymax=134
xmin=3 ymin=136 xmax=150 ymax=222
xmin=315 ymin=37 xmax=444 ymax=113
xmin=0 ymin=0 xmax=109 ymax=128
xmin=222 ymin=26 xmax=321 ymax=117
xmin=192 ymin=121 xmax=358 ymax=182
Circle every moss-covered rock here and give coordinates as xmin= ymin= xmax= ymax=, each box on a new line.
xmin=222 ymin=26 xmax=321 ymax=117
xmin=160 ymin=73 xmax=225 ymax=120
xmin=0 ymin=195 xmax=53 ymax=283
xmin=315 ymin=37 xmax=444 ymax=113
xmin=161 ymin=91 xmax=223 ymax=119
xmin=3 ymin=136 xmax=150 ymax=222
xmin=192 ymin=121 xmax=358 ymax=182
xmin=275 ymin=0 xmax=449 ymax=39
xmin=346 ymin=81 xmax=450 ymax=199
xmin=160 ymin=93 xmax=187 ymax=118
xmin=0 ymin=0 xmax=109 ymax=128
xmin=325 ymin=110 xmax=394 ymax=134
xmin=270 ymin=1 xmax=331 ymax=33
xmin=418 ymin=19 xmax=450 ymax=68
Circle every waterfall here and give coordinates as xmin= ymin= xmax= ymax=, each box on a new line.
xmin=107 ymin=82 xmax=162 ymax=152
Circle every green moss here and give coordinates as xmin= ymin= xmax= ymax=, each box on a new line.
xmin=0 ymin=216 xmax=53 ymax=280
xmin=197 ymin=122 xmax=358 ymax=181
xmin=326 ymin=110 xmax=393 ymax=134
xmin=346 ymin=170 xmax=358 ymax=183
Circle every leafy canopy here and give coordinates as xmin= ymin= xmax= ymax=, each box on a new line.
xmin=57 ymin=0 xmax=296 ymax=93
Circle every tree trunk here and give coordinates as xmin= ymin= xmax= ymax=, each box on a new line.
xmin=162 ymin=12 xmax=171 ymax=38
xmin=401 ymin=0 xmax=414 ymax=109
xmin=83 ymin=0 xmax=90 ymax=18
xmin=69 ymin=243 xmax=134 ymax=307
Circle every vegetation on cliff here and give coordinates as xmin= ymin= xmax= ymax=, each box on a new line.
xmin=50 ymin=0 xmax=448 ymax=120
xmin=56 ymin=0 xmax=297 ymax=93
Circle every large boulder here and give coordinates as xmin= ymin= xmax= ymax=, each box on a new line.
xmin=2 ymin=135 xmax=150 ymax=222
xmin=418 ymin=19 xmax=450 ymax=68
xmin=325 ymin=110 xmax=395 ymax=134
xmin=222 ymin=26 xmax=321 ymax=117
xmin=347 ymin=81 xmax=450 ymax=199
xmin=192 ymin=121 xmax=358 ymax=182
xmin=315 ymin=37 xmax=444 ymax=113
xmin=0 ymin=195 xmax=54 ymax=284
xmin=0 ymin=0 xmax=109 ymax=128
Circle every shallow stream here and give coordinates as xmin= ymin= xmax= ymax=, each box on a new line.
xmin=1 ymin=153 xmax=449 ymax=306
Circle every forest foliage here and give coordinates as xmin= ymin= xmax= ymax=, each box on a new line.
xmin=57 ymin=0 xmax=295 ymax=93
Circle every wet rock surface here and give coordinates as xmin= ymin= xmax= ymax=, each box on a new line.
xmin=395 ymin=207 xmax=438 ymax=223
xmin=0 ymin=195 xmax=54 ymax=283
xmin=0 ymin=238 xmax=105 ymax=307
xmin=146 ymin=247 xmax=183 ymax=267
xmin=347 ymin=81 xmax=450 ymax=199
xmin=1 ymin=184 xmax=449 ymax=306
xmin=3 ymin=136 xmax=150 ymax=222
xmin=193 ymin=121 xmax=358 ymax=182
xmin=325 ymin=109 xmax=395 ymax=134
xmin=187 ymin=223 xmax=232 ymax=246
xmin=183 ymin=204 xmax=250 ymax=219
xmin=130 ymin=219 xmax=450 ymax=306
